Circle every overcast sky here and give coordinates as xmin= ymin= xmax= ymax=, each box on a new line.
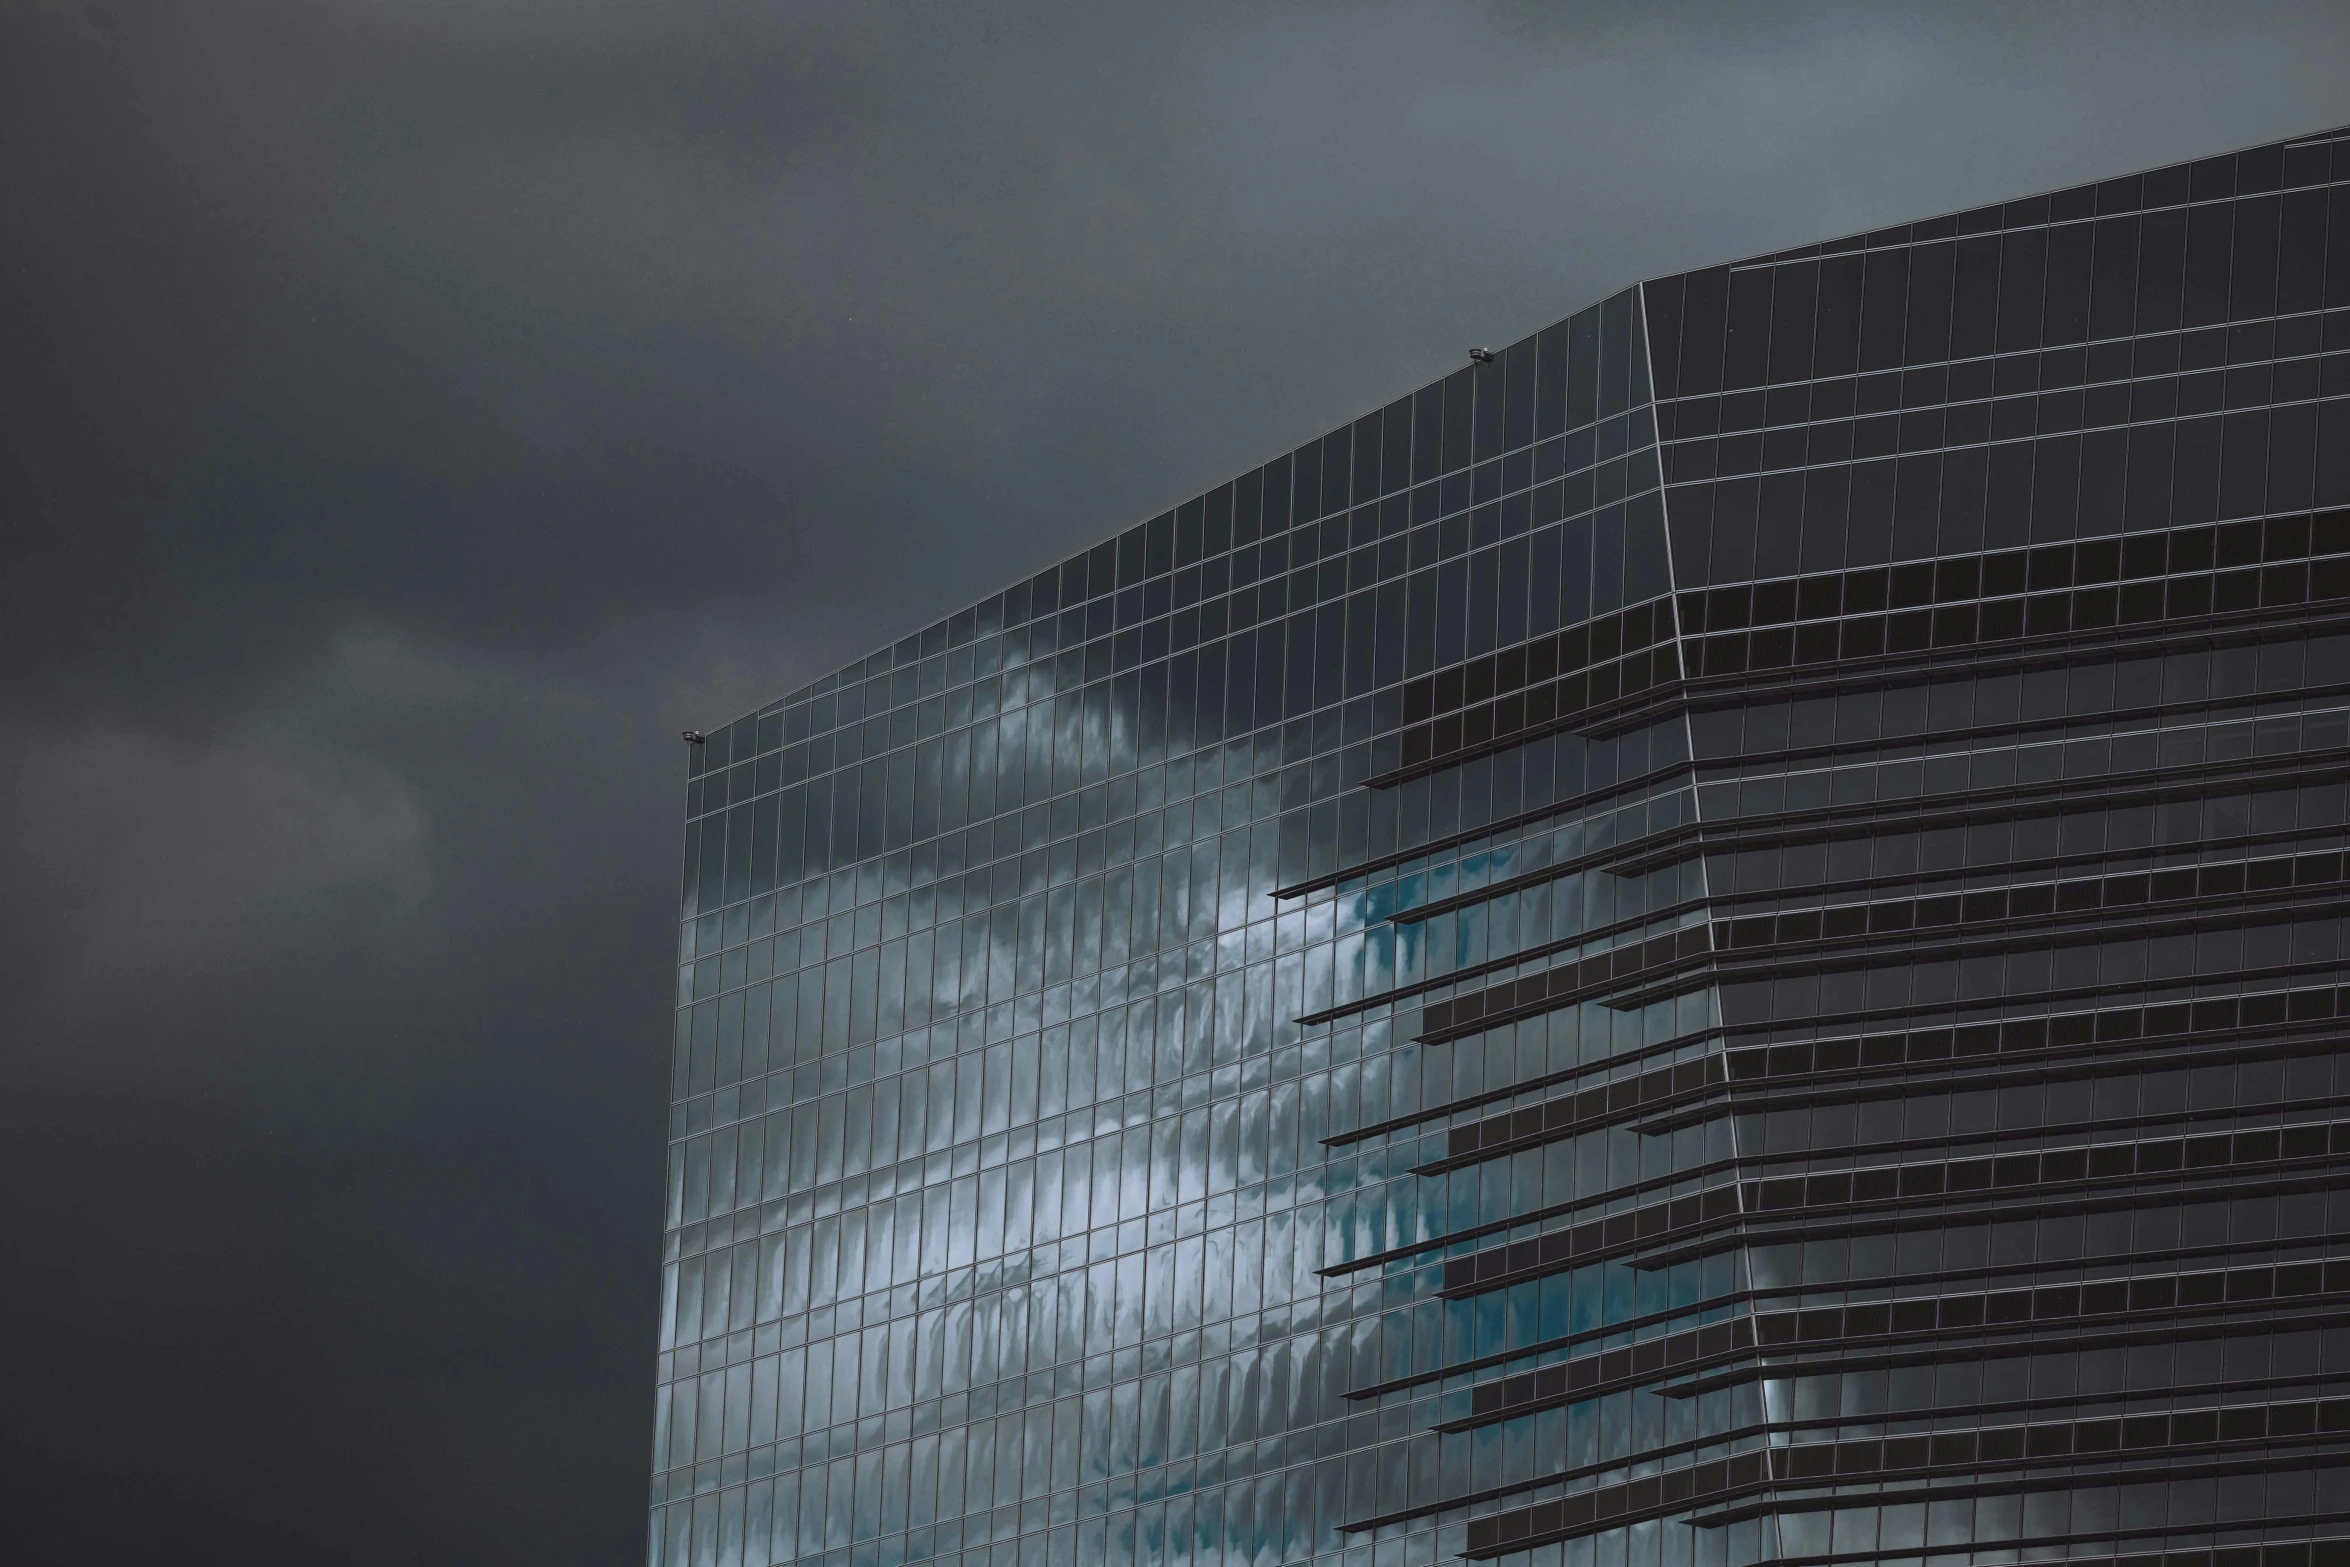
xmin=4 ymin=3 xmax=2347 ymax=1560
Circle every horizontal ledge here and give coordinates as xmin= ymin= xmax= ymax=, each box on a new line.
xmin=1294 ymin=902 xmax=1709 ymax=1030
xmin=1270 ymin=761 xmax=1694 ymax=901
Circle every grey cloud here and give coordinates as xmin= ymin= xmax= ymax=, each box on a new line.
xmin=0 ymin=718 xmax=428 ymax=1021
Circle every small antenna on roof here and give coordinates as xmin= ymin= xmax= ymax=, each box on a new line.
xmin=1468 ymin=347 xmax=1497 ymax=365
xmin=682 ymin=731 xmax=707 ymax=745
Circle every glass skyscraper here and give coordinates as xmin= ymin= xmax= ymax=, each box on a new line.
xmin=657 ymin=125 xmax=2350 ymax=1567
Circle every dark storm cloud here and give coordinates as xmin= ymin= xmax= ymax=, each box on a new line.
xmin=2 ymin=2 xmax=2346 ymax=1560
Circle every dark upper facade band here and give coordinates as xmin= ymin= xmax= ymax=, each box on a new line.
xmin=655 ymin=125 xmax=2350 ymax=1567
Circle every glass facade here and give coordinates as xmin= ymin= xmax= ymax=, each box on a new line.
xmin=656 ymin=125 xmax=2350 ymax=1567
